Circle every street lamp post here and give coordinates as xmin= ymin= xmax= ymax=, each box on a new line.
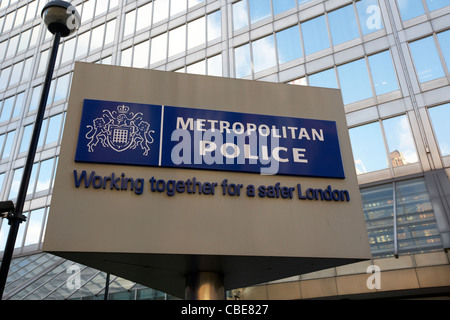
xmin=0 ymin=1 xmax=80 ymax=299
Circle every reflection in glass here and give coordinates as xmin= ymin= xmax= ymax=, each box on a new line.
xmin=302 ymin=15 xmax=330 ymax=55
xmin=133 ymin=41 xmax=150 ymax=68
xmin=153 ymin=0 xmax=169 ymax=24
xmin=437 ymin=30 xmax=450 ymax=70
xmin=90 ymin=24 xmax=105 ymax=52
xmin=360 ymin=183 xmax=394 ymax=257
xmin=169 ymin=25 xmax=186 ymax=57
xmin=124 ymin=10 xmax=136 ymax=37
xmin=186 ymin=60 xmax=205 ymax=75
xmin=368 ymin=51 xmax=399 ymax=95
xmin=188 ymin=17 xmax=206 ymax=50
xmin=252 ymin=36 xmax=276 ymax=73
xmin=274 ymin=0 xmax=296 ymax=15
xmin=208 ymin=54 xmax=222 ymax=77
xmin=24 ymin=209 xmax=45 ymax=246
xmin=150 ymin=33 xmax=167 ymax=64
xmin=46 ymin=114 xmax=63 ymax=145
xmin=328 ymin=5 xmax=359 ymax=46
xmin=349 ymin=122 xmax=388 ymax=174
xmin=249 ymin=0 xmax=271 ymax=24
xmin=0 ymin=96 xmax=14 ymax=122
xmin=396 ymin=0 xmax=424 ymax=21
xmin=171 ymin=0 xmax=187 ymax=16
xmin=426 ymin=0 xmax=449 ymax=11
xmin=233 ymin=1 xmax=248 ymax=31
xmin=276 ymin=26 xmax=302 ymax=64
xmin=383 ymin=115 xmax=418 ymax=167
xmin=207 ymin=11 xmax=221 ymax=42
xmin=234 ymin=44 xmax=251 ymax=78
xmin=8 ymin=168 xmax=23 ymax=200
xmin=308 ymin=69 xmax=338 ymax=89
xmin=136 ymin=3 xmax=152 ymax=31
xmin=395 ymin=178 xmax=442 ymax=255
xmin=428 ymin=104 xmax=450 ymax=156
xmin=36 ymin=158 xmax=54 ymax=193
xmin=357 ymin=0 xmax=384 ymax=35
xmin=410 ymin=36 xmax=445 ymax=83
xmin=337 ymin=58 xmax=372 ymax=104
xmin=20 ymin=125 xmax=33 ymax=153
xmin=2 ymin=130 xmax=15 ymax=159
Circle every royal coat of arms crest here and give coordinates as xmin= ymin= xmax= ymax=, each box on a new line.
xmin=85 ymin=105 xmax=155 ymax=156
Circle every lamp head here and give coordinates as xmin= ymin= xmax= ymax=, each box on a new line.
xmin=42 ymin=1 xmax=80 ymax=37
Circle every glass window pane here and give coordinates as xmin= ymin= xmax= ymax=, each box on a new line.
xmin=150 ymin=33 xmax=167 ymax=64
xmin=249 ymin=0 xmax=271 ymax=24
xmin=395 ymin=178 xmax=442 ymax=255
xmin=133 ymin=41 xmax=149 ymax=68
xmin=186 ymin=60 xmax=205 ymax=75
xmin=24 ymin=208 xmax=45 ymax=246
xmin=105 ymin=19 xmax=116 ymax=46
xmin=308 ymin=69 xmax=338 ymax=88
xmin=121 ymin=47 xmax=132 ymax=67
xmin=252 ymin=35 xmax=276 ymax=73
xmin=0 ymin=66 xmax=11 ymax=90
xmin=2 ymin=130 xmax=15 ymax=159
xmin=0 ymin=96 xmax=14 ymax=122
xmin=368 ymin=51 xmax=399 ymax=95
xmin=36 ymin=158 xmax=55 ymax=193
xmin=168 ymin=25 xmax=186 ymax=57
xmin=10 ymin=61 xmax=24 ymax=85
xmin=81 ymin=0 xmax=95 ymax=23
xmin=124 ymin=10 xmax=136 ymax=37
xmin=8 ymin=168 xmax=23 ymax=200
xmin=234 ymin=43 xmax=251 ymax=78
xmin=357 ymin=0 xmax=384 ymax=35
xmin=233 ymin=1 xmax=248 ymax=31
xmin=302 ymin=15 xmax=330 ymax=55
xmin=136 ymin=3 xmax=152 ymax=31
xmin=90 ymin=24 xmax=105 ymax=52
xmin=436 ymin=30 xmax=450 ymax=71
xmin=349 ymin=122 xmax=388 ymax=174
xmin=409 ymin=36 xmax=445 ymax=83
xmin=428 ymin=103 xmax=450 ymax=157
xmin=30 ymin=85 xmax=42 ymax=112
xmin=383 ymin=115 xmax=419 ymax=167
xmin=337 ymin=58 xmax=373 ymax=104
xmin=425 ymin=0 xmax=449 ymax=11
xmin=207 ymin=54 xmax=222 ymax=77
xmin=18 ymin=29 xmax=31 ymax=53
xmin=207 ymin=11 xmax=221 ymax=42
xmin=396 ymin=0 xmax=424 ymax=21
xmin=13 ymin=92 xmax=24 ymax=118
xmin=46 ymin=114 xmax=63 ymax=144
xmin=61 ymin=37 xmax=76 ymax=65
xmin=276 ymin=26 xmax=302 ymax=64
xmin=20 ymin=124 xmax=33 ymax=153
xmin=328 ymin=5 xmax=360 ymax=46
xmin=6 ymin=35 xmax=19 ymax=58
xmin=188 ymin=17 xmax=205 ymax=50
xmin=75 ymin=32 xmax=90 ymax=58
xmin=153 ymin=0 xmax=169 ymax=24
xmin=54 ymin=74 xmax=70 ymax=102
xmin=171 ymin=0 xmax=187 ymax=16
xmin=360 ymin=183 xmax=394 ymax=257
xmin=273 ymin=0 xmax=296 ymax=15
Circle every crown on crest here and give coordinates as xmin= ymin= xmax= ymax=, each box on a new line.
xmin=117 ymin=105 xmax=129 ymax=114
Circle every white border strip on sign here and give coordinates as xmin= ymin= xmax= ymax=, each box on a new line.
xmin=158 ymin=105 xmax=164 ymax=166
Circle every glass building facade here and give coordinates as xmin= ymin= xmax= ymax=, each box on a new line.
xmin=0 ymin=0 xmax=449 ymax=300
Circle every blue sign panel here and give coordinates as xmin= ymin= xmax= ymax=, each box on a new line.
xmin=75 ymin=99 xmax=345 ymax=178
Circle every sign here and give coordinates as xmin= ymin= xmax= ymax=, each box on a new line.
xmin=75 ymin=100 xmax=345 ymax=178
xmin=44 ymin=63 xmax=371 ymax=299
